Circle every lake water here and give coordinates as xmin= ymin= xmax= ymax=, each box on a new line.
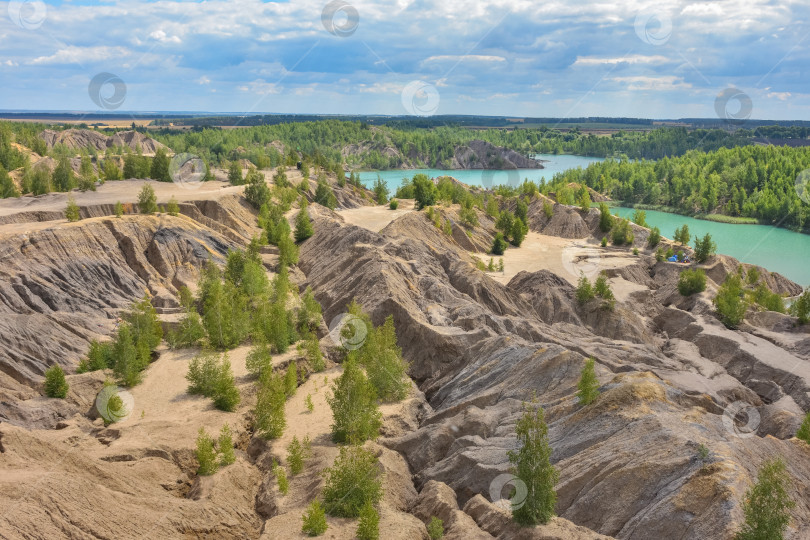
xmin=613 ymin=208 xmax=810 ymax=287
xmin=357 ymin=154 xmax=605 ymax=190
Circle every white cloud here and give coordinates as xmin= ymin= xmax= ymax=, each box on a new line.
xmin=612 ymin=76 xmax=693 ymax=91
xmin=239 ymin=79 xmax=280 ymax=95
xmin=30 ymin=46 xmax=130 ymax=65
xmin=574 ymin=55 xmax=672 ymax=66
xmin=149 ymin=30 xmax=182 ymax=44
xmin=357 ymin=82 xmax=404 ymax=94
xmin=422 ymin=55 xmax=507 ymax=64
xmin=768 ymin=92 xmax=791 ymax=101
xmin=197 ymin=76 xmax=211 ymax=85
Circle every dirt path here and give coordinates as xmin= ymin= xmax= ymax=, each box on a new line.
xmin=338 ymin=200 xmax=416 ymax=232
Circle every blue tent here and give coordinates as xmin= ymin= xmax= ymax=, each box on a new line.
xmin=667 ymin=256 xmax=679 ymax=262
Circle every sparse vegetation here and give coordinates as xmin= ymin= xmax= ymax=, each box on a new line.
xmin=356 ymin=501 xmax=380 ymax=540
xmin=137 ymin=184 xmax=158 ymax=215
xmin=322 ymin=445 xmax=382 ymax=518
xmin=196 ymin=427 xmax=220 ymax=476
xmin=65 ymin=195 xmax=80 ymax=222
xmin=167 ymin=196 xmax=180 ymax=216
xmin=576 ymin=357 xmax=600 ymax=406
xmin=301 ymin=500 xmax=328 ymax=536
xmin=678 ymin=268 xmax=707 ymax=296
xmin=327 ymin=358 xmax=382 ymax=444
xmin=647 ymin=226 xmax=661 ymax=247
xmin=43 ymin=365 xmax=68 ymax=398
xmin=427 ymin=516 xmax=444 ymax=539
xmin=575 ymin=274 xmax=596 ymax=304
xmin=287 ymin=435 xmax=312 ymax=475
xmin=714 ymin=273 xmax=749 ymax=329
xmin=254 ymin=369 xmax=287 ymax=439
xmin=185 ymin=351 xmax=241 ymax=412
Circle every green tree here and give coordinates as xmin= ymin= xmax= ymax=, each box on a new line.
xmin=228 ymin=161 xmax=244 ymax=185
xmin=578 ymin=185 xmax=591 ymax=212
xmin=65 ymin=195 xmax=81 ymax=222
xmin=287 ymin=435 xmax=311 ymax=475
xmin=491 ymin=232 xmax=508 ymax=255
xmin=611 ymin=217 xmax=634 ymax=245
xmin=714 ymin=273 xmax=749 ymax=328
xmin=594 ymin=273 xmax=615 ymax=306
xmin=102 ymin=159 xmax=121 ymax=181
xmin=273 ymin=166 xmax=289 ymax=188
xmin=294 ymin=201 xmax=315 ymax=242
xmin=632 ymin=209 xmax=648 ymax=227
xmin=791 ymin=288 xmax=810 ymax=324
xmin=598 ymin=203 xmax=613 ymax=232
xmin=735 ymin=459 xmax=795 ymax=540
xmin=112 ymin=323 xmax=141 ymax=387
xmin=196 ymin=427 xmax=219 ymax=476
xmin=114 ymin=201 xmax=124 ymax=217
xmin=327 ymin=358 xmax=382 ymax=444
xmin=314 ymin=179 xmax=337 ymax=209
xmin=0 ymin=164 xmax=19 ymax=198
xmin=244 ymin=167 xmax=271 ymax=209
xmin=44 ymin=365 xmax=68 ymax=398
xmin=510 ymin=218 xmax=528 ymax=247
xmin=373 ymin=176 xmax=389 ymax=205
xmin=576 ymin=357 xmax=600 ymax=405
xmin=694 ymin=233 xmax=717 ymax=263
xmin=52 ymin=156 xmax=74 ymax=192
xmin=508 ymin=398 xmax=558 ymax=526
xmin=285 ymin=360 xmax=298 ymax=397
xmin=254 ymin=370 xmax=287 ymax=439
xmin=137 ymin=184 xmax=158 ymax=215
xmin=301 ymin=500 xmax=328 ymax=536
xmin=30 ymin=167 xmax=52 ymax=195
xmin=413 ymin=174 xmax=437 ymax=210
xmin=674 ymin=224 xmax=691 ymax=245
xmin=218 ymin=424 xmax=236 ymax=466
xmin=150 ymin=148 xmax=171 ymax=182
xmin=357 ymin=501 xmax=380 ymax=540
xmin=647 ymin=226 xmax=661 ymax=248
xmin=322 ymin=445 xmax=382 ymax=518
xmin=678 ymin=268 xmax=707 ymax=296
xmin=575 ymin=274 xmax=595 ymax=304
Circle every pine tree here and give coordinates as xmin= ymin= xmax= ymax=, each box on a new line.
xmin=218 ymin=424 xmax=236 ymax=466
xmin=196 ymin=427 xmax=219 ymax=476
xmin=327 ymin=358 xmax=382 ymax=444
xmin=735 ymin=459 xmax=795 ymax=540
xmin=113 ymin=323 xmax=141 ymax=387
xmin=598 ymin=203 xmax=613 ymax=232
xmin=508 ymin=398 xmax=558 ymax=526
xmin=694 ymin=233 xmax=717 ymax=263
xmin=150 ymin=148 xmax=171 ymax=182
xmin=576 ymin=357 xmax=600 ymax=405
xmin=254 ymin=370 xmax=287 ymax=439
xmin=294 ymin=201 xmax=315 ymax=242
xmin=228 ymin=161 xmax=243 ymax=185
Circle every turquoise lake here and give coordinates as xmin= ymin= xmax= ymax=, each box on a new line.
xmin=613 ymin=208 xmax=810 ymax=287
xmin=357 ymin=154 xmax=605 ymax=190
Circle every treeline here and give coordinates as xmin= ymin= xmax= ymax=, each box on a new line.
xmin=552 ymin=145 xmax=810 ymax=230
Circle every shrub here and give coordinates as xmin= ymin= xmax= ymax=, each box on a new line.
xmin=655 ymin=247 xmax=665 ymax=262
xmin=254 ymin=370 xmax=287 ymax=439
xmin=510 ymin=218 xmax=528 ymax=247
xmin=694 ymin=233 xmax=717 ymax=263
xmin=112 ymin=323 xmax=142 ymax=387
xmin=137 ymin=184 xmax=158 ymax=214
xmin=674 ymin=224 xmax=690 ymax=245
xmin=601 ymin=236 xmax=608 ymax=247
xmin=508 ymin=398 xmax=558 ymax=526
xmin=44 ymin=365 xmax=68 ymax=398
xmin=753 ymin=283 xmax=785 ymax=313
xmin=275 ymin=462 xmax=289 ymax=495
xmin=633 ymin=247 xmax=639 ymax=256
xmin=427 ymin=516 xmax=444 ymax=539
xmin=460 ymin=205 xmax=478 ymax=227
xmin=301 ymin=500 xmax=328 ymax=536
xmin=714 ymin=274 xmax=749 ymax=329
xmin=735 ymin=458 xmax=794 ymax=540
xmin=186 ymin=351 xmax=241 ymax=411
xmin=114 ymin=201 xmax=124 ymax=217
xmin=244 ymin=168 xmax=271 ymax=209
xmin=77 ymin=340 xmax=113 ymax=373
xmin=678 ymin=269 xmax=707 ymax=296
xmin=576 ymin=357 xmax=600 ymax=406
xmin=151 ymin=148 xmax=171 ymax=182
xmin=648 ymin=226 xmax=661 ymax=247
xmin=65 ymin=195 xmax=80 ymax=222
xmin=327 ymin=358 xmax=382 ymax=444
xmin=632 ymin=209 xmax=648 ymax=228
xmin=196 ymin=428 xmax=219 ymax=476
xmin=168 ymin=308 xmax=206 ymax=349
xmin=356 ymin=501 xmax=380 ymax=540
xmin=373 ymin=176 xmax=389 ymax=205
xmin=322 ymin=445 xmax=382 ymax=518
xmin=491 ymin=233 xmax=508 ymax=255
xmin=575 ymin=274 xmax=595 ymax=304
xmin=167 ymin=196 xmax=180 ymax=216
xmin=295 ymin=201 xmax=315 ymax=242
xmin=305 ymin=335 xmax=326 ymax=372
xmin=594 ymin=273 xmax=615 ymax=307
xmin=611 ymin=217 xmax=634 ymax=245
xmin=287 ymin=435 xmax=311 ymax=475
xmin=314 ymin=179 xmax=337 ymax=209
xmin=389 ymin=198 xmax=399 ymax=210
xmin=306 ymin=393 xmax=314 ymax=412
xmin=218 ymin=424 xmax=236 ymax=466
xmin=796 ymin=412 xmax=810 ymax=444
xmin=228 ymin=161 xmax=243 ymax=185
xmin=357 ymin=315 xmax=410 ymax=402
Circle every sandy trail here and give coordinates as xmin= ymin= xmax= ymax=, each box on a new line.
xmin=338 ymin=200 xmax=415 ymax=232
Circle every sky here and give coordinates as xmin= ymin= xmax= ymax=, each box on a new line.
xmin=0 ymin=0 xmax=808 ymax=119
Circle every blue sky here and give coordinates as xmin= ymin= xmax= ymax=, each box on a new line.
xmin=1 ymin=0 xmax=808 ymax=119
